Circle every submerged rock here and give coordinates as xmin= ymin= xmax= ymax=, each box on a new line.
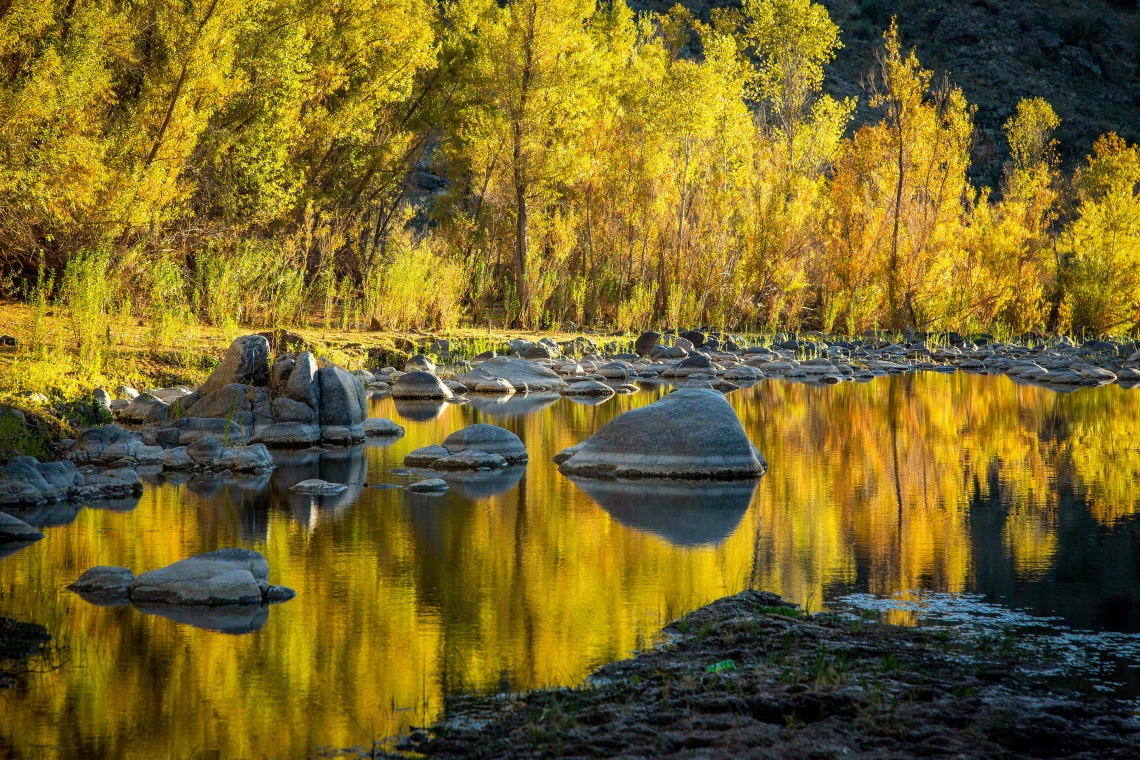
xmin=555 ymin=388 xmax=765 ymax=480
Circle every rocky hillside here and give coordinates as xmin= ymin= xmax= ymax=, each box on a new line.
xmin=635 ymin=0 xmax=1140 ymax=182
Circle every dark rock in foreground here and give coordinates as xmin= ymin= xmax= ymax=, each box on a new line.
xmin=404 ymin=590 xmax=1140 ymax=759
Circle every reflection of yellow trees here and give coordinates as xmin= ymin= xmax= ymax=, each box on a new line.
xmin=736 ymin=375 xmax=1140 ymax=607
xmin=2 ymin=376 xmax=1138 ymax=756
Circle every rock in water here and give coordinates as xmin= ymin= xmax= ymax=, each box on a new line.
xmin=406 ymin=478 xmax=448 ymax=493
xmin=392 ymin=371 xmax=454 ymax=400
xmin=290 ymin=479 xmax=348 ymax=495
xmin=555 ymin=388 xmax=766 ymax=480
xmin=128 ymin=548 xmax=270 ymax=606
xmin=68 ymin=566 xmax=136 ymax=600
xmin=0 ymin=512 xmax=44 ymax=543
xmin=441 ymin=424 xmax=528 ymax=463
xmin=199 ymin=335 xmax=271 ymax=395
xmin=456 ymin=357 xmax=567 ymax=391
xmin=318 ymin=365 xmax=368 ymax=443
xmin=362 ymin=418 xmax=405 ymax=437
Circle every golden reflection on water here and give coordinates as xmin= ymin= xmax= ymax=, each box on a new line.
xmin=1 ymin=374 xmax=1139 ymax=757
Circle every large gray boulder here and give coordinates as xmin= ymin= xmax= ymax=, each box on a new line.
xmin=199 ymin=335 xmax=271 ymax=395
xmin=555 ymin=388 xmax=766 ymax=480
xmin=441 ymin=423 xmax=528 ymax=463
xmin=0 ymin=511 xmax=44 ymax=543
xmin=118 ymin=393 xmax=171 ymax=424
xmin=128 ymin=548 xmax=270 ymax=606
xmin=318 ymin=365 xmax=368 ymax=443
xmin=635 ymin=331 xmax=661 ymax=357
xmin=392 ymin=371 xmax=453 ymax=400
xmin=456 ymin=357 xmax=567 ymax=391
xmin=253 ymin=422 xmax=321 ymax=447
xmin=283 ymin=351 xmax=321 ymax=409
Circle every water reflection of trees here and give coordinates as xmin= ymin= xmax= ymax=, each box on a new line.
xmin=2 ymin=375 xmax=1139 ymax=757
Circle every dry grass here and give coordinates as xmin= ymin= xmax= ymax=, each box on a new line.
xmin=0 ymin=300 xmax=619 ymax=402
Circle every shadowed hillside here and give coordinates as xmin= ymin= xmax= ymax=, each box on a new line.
xmin=633 ymin=0 xmax=1140 ymax=180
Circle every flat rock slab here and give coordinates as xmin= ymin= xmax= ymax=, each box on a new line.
xmin=128 ymin=548 xmax=270 ymax=606
xmin=290 ymin=479 xmax=348 ymax=495
xmin=363 ymin=418 xmax=405 ymax=437
xmin=556 ymin=388 xmax=766 ymax=480
xmin=406 ymin=478 xmax=449 ymax=493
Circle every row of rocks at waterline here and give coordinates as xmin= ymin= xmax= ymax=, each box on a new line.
xmin=68 ymin=549 xmax=294 ymax=633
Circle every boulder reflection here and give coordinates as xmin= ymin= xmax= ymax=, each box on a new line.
xmin=569 ymin=477 xmax=756 ymax=546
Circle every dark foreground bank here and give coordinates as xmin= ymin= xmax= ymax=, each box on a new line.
xmin=0 ymin=617 xmax=51 ymax=688
xmin=381 ymin=591 xmax=1140 ymax=759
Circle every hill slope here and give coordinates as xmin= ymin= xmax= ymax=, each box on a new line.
xmin=633 ymin=0 xmax=1140 ymax=181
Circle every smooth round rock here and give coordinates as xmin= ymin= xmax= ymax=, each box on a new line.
xmin=441 ymin=424 xmax=528 ymax=464
xmin=555 ymin=388 xmax=765 ymax=480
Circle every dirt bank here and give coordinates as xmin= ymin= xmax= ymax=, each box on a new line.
xmin=397 ymin=590 xmax=1140 ymax=759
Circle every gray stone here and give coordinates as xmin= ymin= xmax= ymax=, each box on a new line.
xmin=163 ymin=447 xmax=193 ymax=469
xmin=283 ymin=352 xmax=321 ymax=410
xmin=431 ymin=451 xmax=509 ymax=470
xmin=265 ymin=585 xmax=296 ymax=603
xmin=68 ymin=566 xmax=135 ymax=599
xmin=555 ymin=388 xmax=765 ymax=480
xmin=442 ymin=424 xmax=528 ymax=463
xmin=199 ymin=335 xmax=270 ymax=395
xmin=392 ymin=370 xmax=454 ymax=400
xmin=252 ymin=422 xmax=321 ymax=447
xmin=404 ymin=354 xmax=437 ymax=374
xmin=456 ymin=357 xmax=567 ymax=392
xmin=561 ymin=379 xmax=615 ymax=398
xmin=406 ymin=478 xmax=448 ymax=493
xmin=635 ymin=331 xmax=661 ymax=357
xmin=118 ymin=393 xmax=171 ymax=424
xmin=0 ymin=511 xmax=44 ymax=543
xmin=214 ymin=444 xmax=274 ymax=472
xmin=318 ymin=365 xmax=367 ymax=443
xmin=187 ymin=435 xmax=224 ymax=463
xmin=404 ymin=445 xmax=449 ymax=467
xmin=290 ymin=479 xmax=348 ymax=495
xmin=93 ymin=388 xmax=112 ymax=411
xmin=129 ymin=548 xmax=270 ymax=606
xmin=274 ymin=397 xmax=315 ymax=423
xmin=363 ymin=418 xmax=405 ymax=437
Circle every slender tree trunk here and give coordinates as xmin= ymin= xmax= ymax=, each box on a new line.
xmin=889 ymin=120 xmax=905 ymax=331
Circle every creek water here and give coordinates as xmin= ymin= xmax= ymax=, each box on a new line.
xmin=3 ymin=373 xmax=1140 ymax=757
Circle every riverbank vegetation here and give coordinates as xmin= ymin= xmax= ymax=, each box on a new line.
xmin=2 ymin=0 xmax=1138 ymax=339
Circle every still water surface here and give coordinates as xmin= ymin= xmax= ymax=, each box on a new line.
xmin=3 ymin=374 xmax=1140 ymax=757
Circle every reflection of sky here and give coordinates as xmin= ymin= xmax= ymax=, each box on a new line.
xmin=3 ymin=373 xmax=1140 ymax=756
